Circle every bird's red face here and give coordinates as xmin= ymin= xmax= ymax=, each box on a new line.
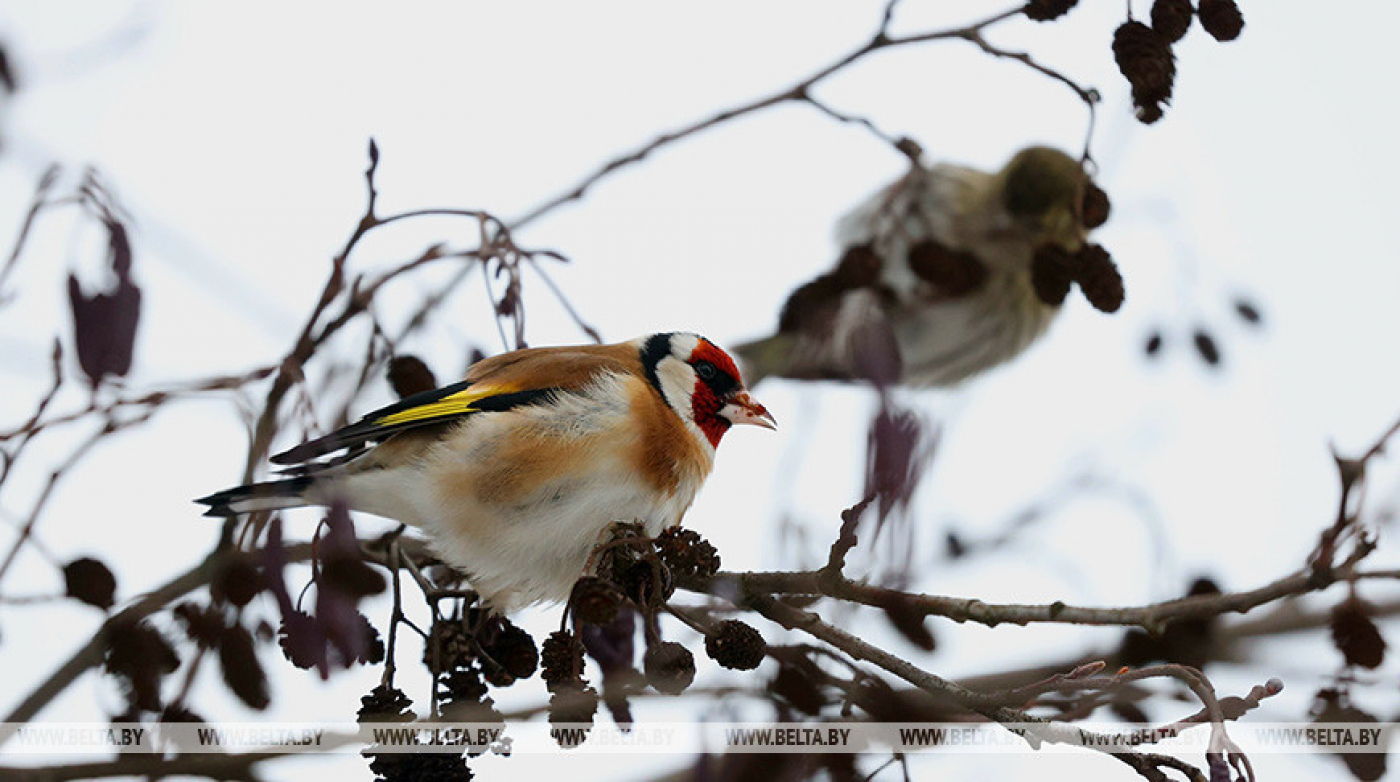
xmin=686 ymin=339 xmax=776 ymax=448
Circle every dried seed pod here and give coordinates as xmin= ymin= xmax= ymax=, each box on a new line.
xmin=217 ymin=623 xmax=270 ymax=710
xmin=1135 ymin=100 xmax=1166 ymax=125
xmin=548 ymin=685 xmax=600 ymax=748
xmin=423 ymin=618 xmax=475 ymax=672
xmin=1081 ymin=181 xmax=1111 ymax=229
xmin=480 ymin=616 xmax=538 ymax=682
xmin=704 ymin=620 xmax=767 ymax=670
xmin=906 ymin=240 xmax=988 ymax=297
xmin=655 ymin=527 xmax=720 ymax=582
xmin=368 ymin=752 xmax=474 ymax=782
xmin=211 ymin=552 xmax=262 ymax=608
xmin=1331 ymin=597 xmax=1387 ymax=670
xmin=104 ymin=619 xmax=180 ymax=712
xmin=439 ymin=666 xmax=489 ymax=704
xmin=643 ymin=641 xmax=695 ymax=695
xmin=1074 ymin=244 xmax=1125 ymax=313
xmin=541 ymin=630 xmax=587 ymax=692
xmin=1151 ymin=0 xmax=1194 ymax=43
xmin=1113 ymin=21 xmax=1176 ymax=103
xmin=1031 ymin=245 xmax=1076 ymax=306
xmin=173 ymin=602 xmax=226 ymax=649
xmin=1199 ymin=0 xmax=1244 ymax=41
xmin=571 ymin=576 xmax=624 ymax=626
xmin=1024 ymin=0 xmax=1078 ymax=22
xmin=1113 ymin=21 xmax=1176 ymax=123
xmin=357 ymin=684 xmax=415 ymax=724
xmin=319 ymin=554 xmax=385 ymax=600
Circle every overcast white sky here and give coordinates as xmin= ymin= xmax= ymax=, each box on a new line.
xmin=1 ymin=2 xmax=1398 ymax=780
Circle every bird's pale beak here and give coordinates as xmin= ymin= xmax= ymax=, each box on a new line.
xmin=719 ymin=392 xmax=777 ymax=430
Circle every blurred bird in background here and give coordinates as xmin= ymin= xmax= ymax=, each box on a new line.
xmin=736 ymin=145 xmax=1122 ymax=388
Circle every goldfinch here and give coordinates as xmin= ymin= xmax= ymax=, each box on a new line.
xmin=197 ymin=333 xmax=775 ymax=610
xmin=735 ymin=146 xmax=1119 ymax=387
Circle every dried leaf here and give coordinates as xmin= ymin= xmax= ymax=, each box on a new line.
xmin=1331 ymin=597 xmax=1387 ymax=669
xmin=210 ymin=552 xmax=263 ymax=608
xmin=880 ymin=595 xmax=936 ymax=652
xmin=770 ymin=654 xmax=828 ymax=716
xmin=864 ymin=403 xmax=932 ymax=523
xmin=105 ymin=619 xmax=179 ymax=712
xmin=218 ymin=623 xmax=270 ymax=710
xmin=277 ymin=609 xmax=326 ymax=672
xmin=1312 ymin=690 xmax=1385 ymax=781
xmin=63 ymin=556 xmax=116 ymax=610
xmin=67 ymin=268 xmax=141 ymax=384
xmin=387 ymin=355 xmax=437 ymax=399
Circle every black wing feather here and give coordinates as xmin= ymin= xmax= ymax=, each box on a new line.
xmin=269 ymin=382 xmax=559 ymax=465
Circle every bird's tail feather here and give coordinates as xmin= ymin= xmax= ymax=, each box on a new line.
xmin=195 ymin=476 xmax=314 ymax=518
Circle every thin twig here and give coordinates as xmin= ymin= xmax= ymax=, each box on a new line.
xmin=508 ymin=3 xmax=1087 ymax=232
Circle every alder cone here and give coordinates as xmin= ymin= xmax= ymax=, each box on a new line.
xmin=1330 ymin=598 xmax=1387 ymax=670
xmin=906 ymin=240 xmax=987 ymax=297
xmin=705 ymin=620 xmax=766 ymax=670
xmin=1074 ymin=244 xmax=1125 ymax=313
xmin=1113 ymin=21 xmax=1176 ymax=123
xmin=1031 ymin=245 xmax=1075 ymax=306
xmin=1151 ymin=0 xmax=1193 ymax=43
xmin=1199 ymin=0 xmax=1245 ymax=41
xmin=1113 ymin=21 xmax=1176 ymax=103
xmin=1024 ymin=0 xmax=1078 ymax=22
xmin=643 ymin=641 xmax=695 ymax=695
xmin=1081 ymin=181 xmax=1111 ymax=229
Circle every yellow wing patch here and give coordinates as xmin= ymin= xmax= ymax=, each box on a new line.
xmin=374 ymin=384 xmax=516 ymax=428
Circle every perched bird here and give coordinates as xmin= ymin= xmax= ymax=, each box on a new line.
xmin=735 ymin=146 xmax=1120 ymax=388
xmin=197 ymin=333 xmax=775 ymax=610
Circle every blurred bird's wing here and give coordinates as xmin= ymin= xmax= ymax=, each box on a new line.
xmin=835 ymin=163 xmax=994 ymax=299
xmin=271 ymin=345 xmax=639 ymax=465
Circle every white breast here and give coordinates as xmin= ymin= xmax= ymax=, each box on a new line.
xmin=400 ymin=373 xmax=705 ymax=610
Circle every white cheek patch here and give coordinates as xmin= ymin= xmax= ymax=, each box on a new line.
xmin=655 ymin=357 xmax=696 ymax=419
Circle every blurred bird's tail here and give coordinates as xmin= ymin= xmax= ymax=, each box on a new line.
xmin=733 ymin=333 xmax=793 ymax=387
xmin=195 ymin=477 xmax=314 ymax=518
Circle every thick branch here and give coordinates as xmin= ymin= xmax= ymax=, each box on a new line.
xmin=694 ymin=542 xmax=1379 ymax=632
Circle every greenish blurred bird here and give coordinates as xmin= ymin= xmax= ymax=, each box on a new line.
xmin=736 ymin=146 xmax=1112 ymax=388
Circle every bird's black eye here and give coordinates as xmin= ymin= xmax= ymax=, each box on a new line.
xmin=695 ymin=361 xmax=718 ymax=381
